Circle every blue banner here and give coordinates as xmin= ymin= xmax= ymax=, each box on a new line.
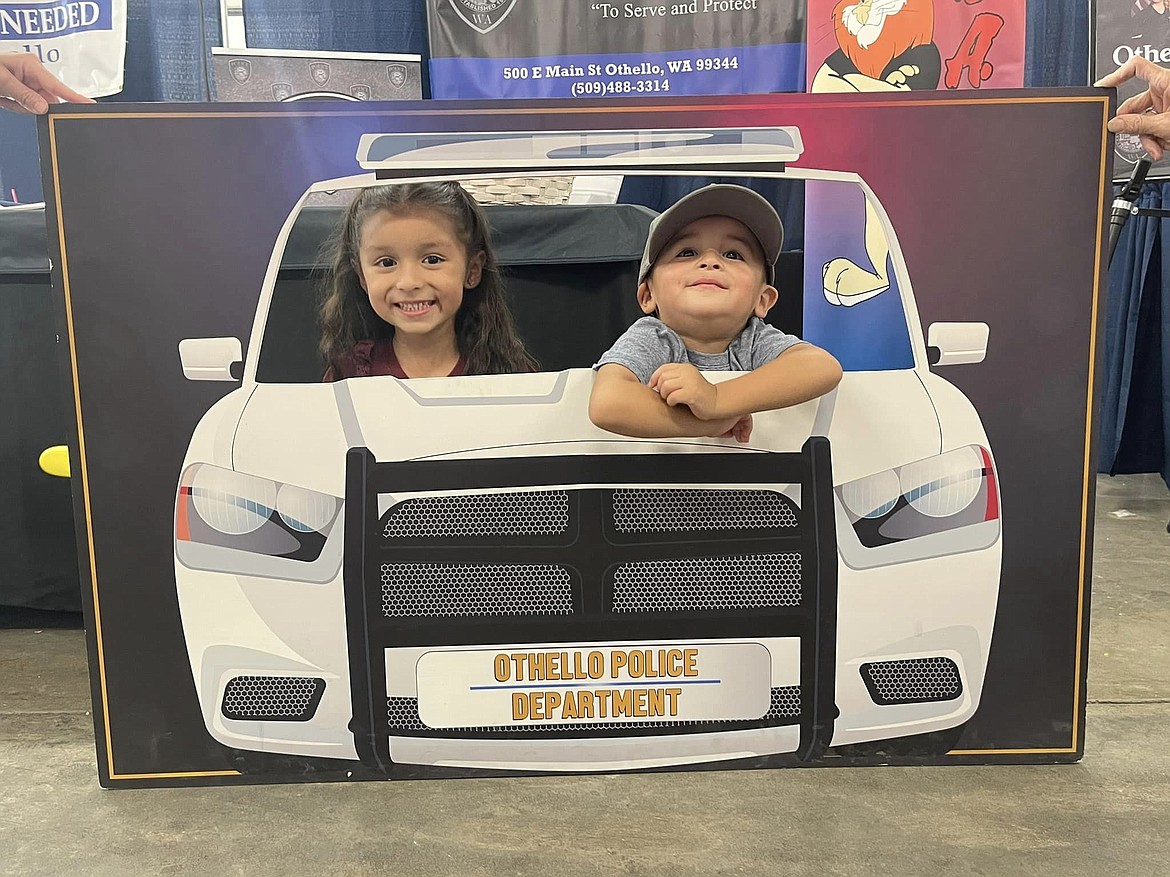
xmin=426 ymin=0 xmax=804 ymax=100
xmin=431 ymin=43 xmax=804 ymax=99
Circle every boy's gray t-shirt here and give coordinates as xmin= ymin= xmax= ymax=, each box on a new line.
xmin=594 ymin=316 xmax=804 ymax=384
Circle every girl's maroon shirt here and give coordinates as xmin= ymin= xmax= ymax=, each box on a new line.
xmin=324 ymin=339 xmax=467 ymax=381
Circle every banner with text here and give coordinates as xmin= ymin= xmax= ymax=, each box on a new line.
xmin=807 ymin=0 xmax=1025 ymax=94
xmin=1094 ymin=0 xmax=1170 ymax=181
xmin=425 ymin=0 xmax=805 ymax=99
xmin=0 ymin=0 xmax=126 ymax=97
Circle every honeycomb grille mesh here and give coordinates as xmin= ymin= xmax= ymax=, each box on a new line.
xmin=387 ymin=696 xmax=427 ymax=731
xmin=383 ymin=491 xmax=570 ymax=540
xmin=768 ymin=685 xmax=801 ymax=719
xmin=386 ymin=686 xmax=800 ymax=732
xmin=221 ymin=675 xmax=324 ymax=721
xmin=611 ymin=554 xmax=801 ymax=612
xmin=861 ymin=657 xmax=963 ymax=705
xmin=612 ymin=489 xmax=797 ymax=533
xmin=381 ymin=563 xmax=573 ymax=617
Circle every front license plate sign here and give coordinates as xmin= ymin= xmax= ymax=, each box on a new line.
xmin=414 ymin=641 xmax=773 ymax=729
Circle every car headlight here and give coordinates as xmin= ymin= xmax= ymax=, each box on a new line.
xmin=176 ymin=464 xmax=340 ymax=561
xmin=838 ymin=446 xmax=998 ymax=548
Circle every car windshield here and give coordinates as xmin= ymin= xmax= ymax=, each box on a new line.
xmin=253 ymin=174 xmax=914 ymax=383
xmin=801 ymin=178 xmax=915 ymax=371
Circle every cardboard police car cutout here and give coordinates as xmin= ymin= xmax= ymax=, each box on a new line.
xmin=175 ymin=127 xmax=1000 ymax=772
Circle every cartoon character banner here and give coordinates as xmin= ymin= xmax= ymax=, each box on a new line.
xmin=424 ymin=0 xmax=806 ymax=99
xmin=807 ymin=0 xmax=1025 ymax=93
xmin=0 ymin=0 xmax=126 ymax=97
xmin=39 ymin=91 xmax=1108 ymax=788
xmin=1094 ymin=0 xmax=1170 ymax=180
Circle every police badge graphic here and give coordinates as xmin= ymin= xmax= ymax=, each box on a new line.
xmin=228 ymin=58 xmax=251 ymax=84
xmin=448 ymin=0 xmax=518 ymax=35
xmin=350 ymin=84 xmax=372 ymax=101
xmin=1115 ymin=131 xmax=1150 ymax=165
xmin=309 ymin=61 xmax=331 ymax=86
xmin=271 ymin=82 xmax=294 ymax=101
xmin=386 ymin=64 xmax=408 ymax=89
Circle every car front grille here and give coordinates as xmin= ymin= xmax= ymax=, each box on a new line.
xmin=347 ymin=441 xmax=839 ymax=765
xmin=381 ymin=562 xmax=574 ymax=618
xmin=383 ymin=490 xmax=570 ymax=540
xmin=611 ymin=488 xmax=798 ymax=533
xmin=611 ymin=554 xmax=801 ymax=612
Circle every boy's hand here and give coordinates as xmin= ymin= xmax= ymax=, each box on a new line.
xmin=721 ymin=414 xmax=753 ymax=443
xmin=649 ymin=363 xmax=720 ymax=420
xmin=703 ymin=413 xmax=752 ymax=443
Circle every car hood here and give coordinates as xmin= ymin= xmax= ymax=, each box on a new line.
xmin=230 ymin=368 xmax=940 ymax=496
xmin=820 ymin=370 xmax=943 ymax=484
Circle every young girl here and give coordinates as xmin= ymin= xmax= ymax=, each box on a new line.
xmin=320 ymin=181 xmax=538 ymax=380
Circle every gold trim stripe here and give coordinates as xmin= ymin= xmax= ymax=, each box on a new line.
xmin=49 ymin=117 xmax=116 ymax=781
xmin=949 ymin=748 xmax=1078 ymax=756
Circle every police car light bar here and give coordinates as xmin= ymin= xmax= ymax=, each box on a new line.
xmin=355 ymin=127 xmax=804 ymax=174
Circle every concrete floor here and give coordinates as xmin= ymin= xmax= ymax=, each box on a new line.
xmin=1 ymin=474 xmax=1168 ymax=877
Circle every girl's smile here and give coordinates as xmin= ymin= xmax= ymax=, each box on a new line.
xmin=356 ymin=208 xmax=484 ymax=344
xmin=395 ymin=300 xmax=438 ymax=315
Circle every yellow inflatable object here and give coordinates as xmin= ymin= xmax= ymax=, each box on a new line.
xmin=39 ymin=445 xmax=70 ymax=478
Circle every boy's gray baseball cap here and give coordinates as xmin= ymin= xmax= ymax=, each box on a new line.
xmin=639 ymin=184 xmax=782 ymax=285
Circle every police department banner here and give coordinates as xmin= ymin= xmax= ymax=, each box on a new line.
xmin=425 ymin=0 xmax=805 ymax=99
xmin=1094 ymin=0 xmax=1170 ymax=180
xmin=0 ymin=0 xmax=125 ymax=97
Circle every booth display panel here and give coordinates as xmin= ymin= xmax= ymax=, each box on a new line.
xmin=38 ymin=91 xmax=1108 ymax=786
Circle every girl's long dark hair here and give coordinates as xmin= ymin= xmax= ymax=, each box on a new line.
xmin=318 ymin=181 xmax=538 ymax=377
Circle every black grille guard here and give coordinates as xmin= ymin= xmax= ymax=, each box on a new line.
xmin=343 ymin=439 xmax=838 ymax=772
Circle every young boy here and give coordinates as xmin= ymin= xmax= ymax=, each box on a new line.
xmin=589 ymin=184 xmax=843 ymax=443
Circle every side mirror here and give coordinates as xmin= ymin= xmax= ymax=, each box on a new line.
xmin=179 ymin=337 xmax=244 ymax=381
xmin=926 ymin=323 xmax=989 ymax=367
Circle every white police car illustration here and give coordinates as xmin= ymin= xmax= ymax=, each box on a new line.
xmin=175 ymin=126 xmax=1000 ymax=771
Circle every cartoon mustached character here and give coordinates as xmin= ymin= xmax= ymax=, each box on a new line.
xmin=811 ymin=0 xmax=941 ymax=92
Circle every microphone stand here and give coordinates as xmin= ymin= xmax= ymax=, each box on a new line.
xmin=1104 ymin=156 xmax=1170 ymax=534
xmin=1107 ymin=157 xmax=1153 ymax=264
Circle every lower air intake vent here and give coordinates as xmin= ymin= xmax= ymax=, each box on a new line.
xmin=381 ymin=563 xmax=574 ymax=617
xmin=221 ymin=675 xmax=325 ymax=722
xmin=611 ymin=554 xmax=801 ymax=612
xmin=860 ymin=657 xmax=963 ymax=705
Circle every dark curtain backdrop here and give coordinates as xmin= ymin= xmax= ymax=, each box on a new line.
xmin=1102 ymin=184 xmax=1170 ymax=486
